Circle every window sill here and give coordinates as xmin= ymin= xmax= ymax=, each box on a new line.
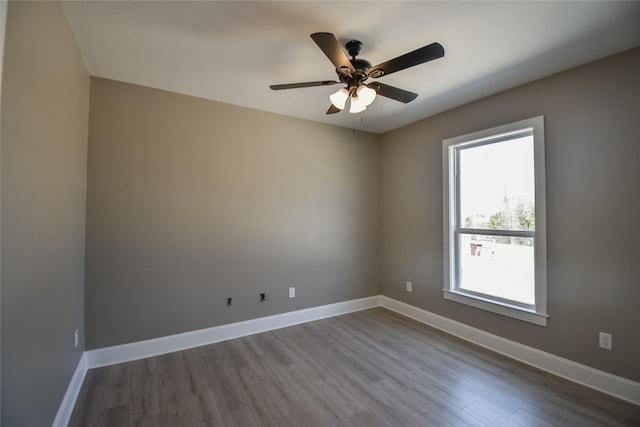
xmin=442 ymin=289 xmax=548 ymax=326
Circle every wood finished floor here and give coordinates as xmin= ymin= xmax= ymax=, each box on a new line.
xmin=69 ymin=308 xmax=640 ymax=426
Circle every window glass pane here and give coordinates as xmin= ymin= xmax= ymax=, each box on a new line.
xmin=459 ymin=234 xmax=534 ymax=305
xmin=459 ymin=136 xmax=535 ymax=231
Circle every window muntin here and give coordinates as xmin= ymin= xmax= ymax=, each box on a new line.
xmin=443 ymin=117 xmax=547 ymax=326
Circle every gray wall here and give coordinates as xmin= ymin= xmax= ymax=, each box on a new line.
xmin=1 ymin=6 xmax=636 ymax=424
xmin=1 ymin=1 xmax=89 ymax=426
xmin=379 ymin=48 xmax=640 ymax=382
xmin=85 ymin=78 xmax=380 ymax=349
xmin=0 ymin=1 xmax=7 ymax=424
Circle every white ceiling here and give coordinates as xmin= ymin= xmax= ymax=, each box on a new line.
xmin=61 ymin=1 xmax=640 ymax=134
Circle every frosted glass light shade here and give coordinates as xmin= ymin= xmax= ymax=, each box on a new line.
xmin=356 ymin=85 xmax=376 ymax=107
xmin=349 ymin=95 xmax=367 ymax=113
xmin=329 ymin=88 xmax=349 ymax=109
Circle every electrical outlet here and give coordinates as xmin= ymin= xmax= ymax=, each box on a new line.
xmin=599 ymin=332 xmax=612 ymax=350
xmin=406 ymin=281 xmax=413 ymax=292
xmin=260 ymin=292 xmax=267 ymax=302
xmin=74 ymin=329 xmax=79 ymax=349
xmin=289 ymin=287 xmax=295 ymax=298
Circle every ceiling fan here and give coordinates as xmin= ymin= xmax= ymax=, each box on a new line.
xmin=270 ymin=32 xmax=444 ymax=114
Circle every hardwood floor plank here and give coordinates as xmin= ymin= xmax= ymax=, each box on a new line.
xmin=129 ymin=359 xmax=159 ymax=421
xmin=463 ymin=401 xmax=522 ymax=427
xmin=68 ymin=381 xmax=105 ymax=427
xmin=348 ymin=410 xmax=393 ymax=427
xmin=187 ymin=389 xmax=227 ymax=426
xmin=370 ymin=379 xmax=455 ymax=427
xmin=411 ymin=385 xmax=488 ymax=427
xmin=98 ymin=405 xmax=130 ymax=427
xmin=70 ymin=308 xmax=640 ymax=426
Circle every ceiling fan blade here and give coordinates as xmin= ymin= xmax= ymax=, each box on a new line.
xmin=367 ymin=82 xmax=418 ymax=103
xmin=310 ymin=32 xmax=355 ymax=74
xmin=369 ymin=42 xmax=444 ymax=78
xmin=326 ymin=104 xmax=341 ymax=114
xmin=270 ymin=80 xmax=339 ymax=90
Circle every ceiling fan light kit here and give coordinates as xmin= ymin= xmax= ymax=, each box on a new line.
xmin=330 ymin=84 xmax=376 ymax=113
xmin=349 ymin=94 xmax=367 ymax=114
xmin=356 ymin=85 xmax=377 ymax=106
xmin=270 ymin=32 xmax=444 ymax=114
xmin=329 ymin=87 xmax=349 ymax=109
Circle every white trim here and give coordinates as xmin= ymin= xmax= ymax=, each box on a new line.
xmin=52 ymin=352 xmax=88 ymax=427
xmin=86 ymin=295 xmax=381 ymax=368
xmin=442 ymin=116 xmax=548 ymax=325
xmin=380 ymin=296 xmax=640 ymax=406
xmin=443 ymin=289 xmax=548 ymax=326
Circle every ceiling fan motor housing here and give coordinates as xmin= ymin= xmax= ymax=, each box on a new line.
xmin=337 ymin=40 xmax=372 ymax=87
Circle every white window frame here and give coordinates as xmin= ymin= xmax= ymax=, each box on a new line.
xmin=442 ymin=116 xmax=548 ymax=326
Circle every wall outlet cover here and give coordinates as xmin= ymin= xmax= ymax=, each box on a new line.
xmin=599 ymin=332 xmax=612 ymax=350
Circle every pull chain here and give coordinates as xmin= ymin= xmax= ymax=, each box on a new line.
xmin=352 ymin=115 xmax=364 ymax=135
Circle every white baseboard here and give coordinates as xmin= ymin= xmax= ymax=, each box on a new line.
xmin=52 ymin=352 xmax=87 ymax=427
xmin=75 ymin=293 xmax=638 ymax=417
xmin=86 ymin=295 xmax=381 ymax=368
xmin=380 ymin=296 xmax=640 ymax=406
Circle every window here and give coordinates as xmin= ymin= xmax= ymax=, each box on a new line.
xmin=443 ymin=116 xmax=547 ymax=326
